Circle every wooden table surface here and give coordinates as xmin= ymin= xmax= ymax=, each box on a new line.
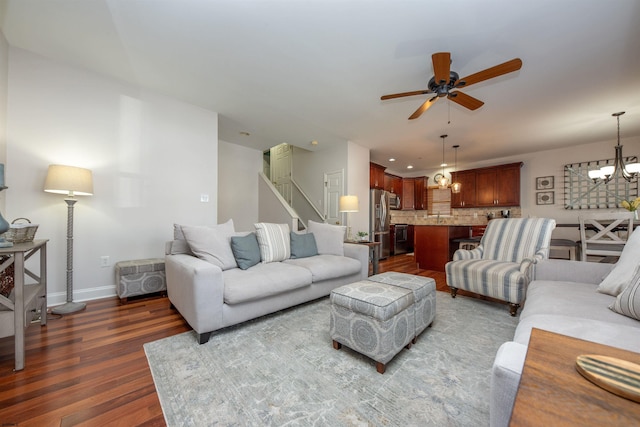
xmin=510 ymin=328 xmax=640 ymax=426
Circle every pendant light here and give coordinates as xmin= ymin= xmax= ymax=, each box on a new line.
xmin=439 ymin=135 xmax=449 ymax=189
xmin=588 ymin=112 xmax=640 ymax=183
xmin=451 ymin=144 xmax=461 ymax=194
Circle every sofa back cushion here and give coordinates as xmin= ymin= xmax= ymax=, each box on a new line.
xmin=307 ymin=220 xmax=346 ymax=256
xmin=180 ymin=219 xmax=237 ymax=270
xmin=481 ymin=218 xmax=556 ymax=263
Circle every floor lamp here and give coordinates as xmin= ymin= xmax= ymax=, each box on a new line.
xmin=44 ymin=164 xmax=93 ymax=315
xmin=339 ymin=195 xmax=359 ymax=241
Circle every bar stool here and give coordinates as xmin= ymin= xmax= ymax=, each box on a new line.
xmin=549 ymin=239 xmax=579 ymax=261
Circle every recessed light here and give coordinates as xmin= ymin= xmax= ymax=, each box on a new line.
xmin=440 ymin=163 xmax=448 ymax=167
xmin=407 ymin=165 xmax=414 ymax=169
xmin=389 ymin=158 xmax=396 ymax=162
xmin=239 ymin=131 xmax=250 ymax=136
xmin=311 ymin=140 xmax=318 ymax=146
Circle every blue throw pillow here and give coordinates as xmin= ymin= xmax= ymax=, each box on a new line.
xmin=230 ymin=233 xmax=261 ymax=270
xmin=290 ymin=232 xmax=319 ymax=259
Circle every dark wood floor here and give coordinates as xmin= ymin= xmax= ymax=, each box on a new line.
xmin=0 ymin=254 xmax=457 ymax=426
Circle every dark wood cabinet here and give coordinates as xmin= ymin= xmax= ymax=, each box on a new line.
xmin=402 ymin=178 xmax=415 ymax=210
xmin=407 ymin=224 xmax=414 ymax=253
xmin=451 ymin=170 xmax=476 ymax=208
xmin=414 ymin=226 xmax=469 ymax=271
xmin=413 ymin=176 xmax=429 ymax=210
xmin=384 ymin=173 xmax=403 ymax=196
xmin=451 ymin=162 xmax=521 ymax=208
xmin=370 ymin=163 xmax=386 ymax=189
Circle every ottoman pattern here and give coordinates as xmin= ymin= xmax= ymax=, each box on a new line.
xmin=330 ymin=280 xmax=416 ymax=374
xmin=115 ymin=258 xmax=166 ymax=303
xmin=367 ymin=272 xmax=436 ymax=337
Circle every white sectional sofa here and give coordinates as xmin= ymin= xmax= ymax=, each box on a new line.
xmin=490 ymin=227 xmax=640 ymax=427
xmin=165 ymin=220 xmax=369 ymax=344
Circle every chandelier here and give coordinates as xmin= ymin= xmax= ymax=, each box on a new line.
xmin=589 ymin=112 xmax=640 ymax=183
xmin=438 ymin=135 xmax=449 ymax=189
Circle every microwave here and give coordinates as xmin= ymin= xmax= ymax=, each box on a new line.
xmin=389 ymin=192 xmax=401 ymax=209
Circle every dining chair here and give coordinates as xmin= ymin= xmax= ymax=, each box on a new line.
xmin=578 ymin=211 xmax=635 ymax=262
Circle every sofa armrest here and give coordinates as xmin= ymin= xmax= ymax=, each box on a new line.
xmin=165 ymin=254 xmax=225 ymax=335
xmin=343 ymin=243 xmax=370 ymax=279
xmin=490 ymin=341 xmax=528 ymax=427
xmin=533 ymin=259 xmax=614 ymax=284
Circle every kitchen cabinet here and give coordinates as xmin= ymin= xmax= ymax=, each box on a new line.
xmin=451 ymin=162 xmax=521 ymax=208
xmin=369 ymin=163 xmax=386 ymax=189
xmin=384 ymin=173 xmax=403 ymax=196
xmin=407 ymin=224 xmax=414 ymax=253
xmin=451 ymin=170 xmax=476 ymax=208
xmin=402 ymin=178 xmax=415 ymax=210
xmin=413 ymin=176 xmax=429 ymax=210
xmin=476 ymin=163 xmax=521 ymax=207
xmin=414 ymin=226 xmax=469 ymax=271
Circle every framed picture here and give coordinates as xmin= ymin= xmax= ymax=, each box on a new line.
xmin=536 ymin=176 xmax=554 ymax=190
xmin=536 ymin=191 xmax=554 ymax=205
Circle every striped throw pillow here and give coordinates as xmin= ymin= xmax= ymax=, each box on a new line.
xmin=610 ymin=264 xmax=640 ymax=321
xmin=254 ymin=223 xmax=291 ymax=263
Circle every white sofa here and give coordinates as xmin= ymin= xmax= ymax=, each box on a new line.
xmin=165 ymin=220 xmax=369 ymax=344
xmin=490 ymin=227 xmax=640 ymax=426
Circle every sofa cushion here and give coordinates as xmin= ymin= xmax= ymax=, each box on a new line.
xmin=180 ymin=220 xmax=237 ymax=270
xmin=610 ymin=264 xmax=640 ymax=321
xmin=254 ymin=223 xmax=291 ymax=263
xmin=598 ymin=227 xmax=640 ymax=296
xmin=230 ymin=233 xmax=261 ymax=270
xmin=284 ymin=254 xmax=361 ymax=282
xmin=223 ymin=262 xmax=312 ymax=305
xmin=307 ymin=220 xmax=346 ymax=256
xmin=289 ymin=232 xmax=318 ymax=259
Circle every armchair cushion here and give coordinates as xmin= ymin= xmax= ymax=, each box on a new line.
xmin=481 ymin=218 xmax=555 ymax=262
xmin=446 ymin=259 xmax=530 ymax=303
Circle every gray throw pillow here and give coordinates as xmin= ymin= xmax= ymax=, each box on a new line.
xmin=290 ymin=232 xmax=318 ymax=259
xmin=230 ymin=233 xmax=261 ymax=270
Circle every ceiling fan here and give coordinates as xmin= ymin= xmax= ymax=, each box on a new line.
xmin=381 ymin=52 xmax=522 ymax=120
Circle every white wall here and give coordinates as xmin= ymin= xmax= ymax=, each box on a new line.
xmin=6 ymin=48 xmax=218 ymax=305
xmin=0 ymin=32 xmax=8 ymax=212
xmin=217 ymin=140 xmax=262 ymax=231
xmin=346 ymin=141 xmax=370 ymax=236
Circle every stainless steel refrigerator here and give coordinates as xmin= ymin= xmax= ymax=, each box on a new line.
xmin=370 ymin=188 xmax=391 ymax=259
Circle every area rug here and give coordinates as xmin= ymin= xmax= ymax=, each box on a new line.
xmin=144 ymin=292 xmax=518 ymax=426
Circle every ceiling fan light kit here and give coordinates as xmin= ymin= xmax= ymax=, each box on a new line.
xmin=381 ymin=52 xmax=523 ymax=120
xmin=588 ymin=112 xmax=640 ymax=183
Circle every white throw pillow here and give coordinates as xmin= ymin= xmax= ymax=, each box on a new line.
xmin=598 ymin=227 xmax=640 ymax=296
xmin=307 ymin=220 xmax=346 ymax=256
xmin=610 ymin=264 xmax=640 ymax=320
xmin=254 ymin=223 xmax=291 ymax=263
xmin=180 ymin=219 xmax=237 ymax=270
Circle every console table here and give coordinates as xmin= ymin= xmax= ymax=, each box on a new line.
xmin=0 ymin=239 xmax=48 ymax=371
xmin=510 ymin=328 xmax=640 ymax=426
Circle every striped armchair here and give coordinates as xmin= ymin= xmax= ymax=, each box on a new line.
xmin=445 ymin=218 xmax=556 ymax=316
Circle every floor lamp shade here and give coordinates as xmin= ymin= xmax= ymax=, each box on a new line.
xmin=44 ymin=164 xmax=93 ymax=315
xmin=339 ymin=195 xmax=359 ymax=241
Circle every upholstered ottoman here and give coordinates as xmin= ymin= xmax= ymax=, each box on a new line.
xmin=367 ymin=272 xmax=436 ymax=340
xmin=115 ymin=258 xmax=166 ymax=303
xmin=330 ymin=280 xmax=416 ymax=374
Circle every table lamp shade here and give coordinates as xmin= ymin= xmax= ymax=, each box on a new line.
xmin=339 ymin=195 xmax=359 ymax=212
xmin=44 ymin=164 xmax=93 ymax=196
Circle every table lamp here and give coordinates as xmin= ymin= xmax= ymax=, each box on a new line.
xmin=339 ymin=195 xmax=359 ymax=241
xmin=44 ymin=164 xmax=93 ymax=315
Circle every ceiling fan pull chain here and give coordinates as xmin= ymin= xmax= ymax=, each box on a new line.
xmin=448 ymin=100 xmax=451 ymax=124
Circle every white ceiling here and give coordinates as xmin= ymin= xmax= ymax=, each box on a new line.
xmin=1 ymin=0 xmax=640 ymax=175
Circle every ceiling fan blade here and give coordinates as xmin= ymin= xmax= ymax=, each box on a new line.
xmin=409 ymin=96 xmax=438 ymax=120
xmin=448 ymin=91 xmax=484 ymax=110
xmin=381 ymin=90 xmax=431 ymax=100
xmin=458 ymin=58 xmax=522 ymax=88
xmin=432 ymin=52 xmax=451 ymax=85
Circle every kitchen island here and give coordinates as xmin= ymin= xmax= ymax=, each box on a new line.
xmin=414 ymin=225 xmax=470 ymax=272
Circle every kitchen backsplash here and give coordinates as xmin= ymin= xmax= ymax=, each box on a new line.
xmin=391 ymin=207 xmax=522 ymax=225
